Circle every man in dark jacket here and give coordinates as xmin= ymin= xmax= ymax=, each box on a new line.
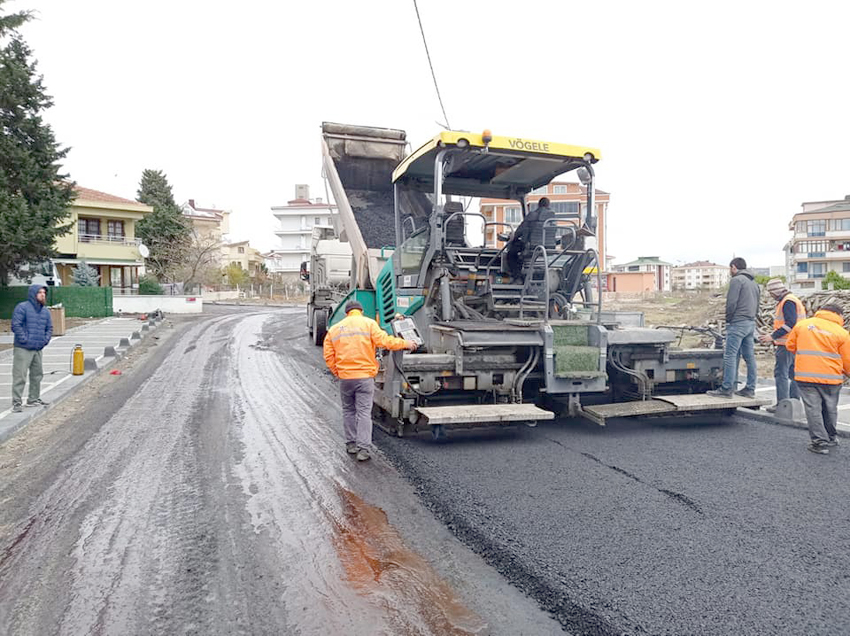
xmin=11 ymin=285 xmax=53 ymax=412
xmin=507 ymin=197 xmax=556 ymax=278
xmin=707 ymin=257 xmax=761 ymax=398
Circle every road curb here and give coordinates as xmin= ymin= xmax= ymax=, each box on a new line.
xmin=0 ymin=319 xmax=161 ymax=445
xmin=734 ymin=406 xmax=850 ymax=438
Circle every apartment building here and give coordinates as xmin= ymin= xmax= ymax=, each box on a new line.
xmin=53 ymin=186 xmax=153 ymax=293
xmin=611 ymin=256 xmax=672 ymax=291
xmin=479 ymin=181 xmax=610 ymax=267
xmin=787 ymin=195 xmax=850 ymax=290
xmin=268 ymin=184 xmax=337 ymax=278
xmin=671 ymin=261 xmax=729 ymax=290
xmin=181 ymin=199 xmax=230 ymax=240
xmin=223 ymin=241 xmax=264 ymax=277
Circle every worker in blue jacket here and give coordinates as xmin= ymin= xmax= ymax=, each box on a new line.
xmin=10 ymin=285 xmax=53 ymax=412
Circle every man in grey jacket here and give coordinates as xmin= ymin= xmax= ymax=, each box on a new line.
xmin=707 ymin=257 xmax=761 ymax=398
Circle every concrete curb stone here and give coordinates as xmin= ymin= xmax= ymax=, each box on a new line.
xmin=0 ymin=319 xmax=158 ymax=444
xmin=734 ymin=406 xmax=850 ymax=437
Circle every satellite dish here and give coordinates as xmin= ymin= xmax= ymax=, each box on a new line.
xmin=139 ymin=243 xmax=150 ymax=258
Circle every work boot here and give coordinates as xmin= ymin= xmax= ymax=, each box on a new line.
xmin=764 ymin=405 xmax=777 ymax=413
xmin=827 ymin=437 xmax=840 ymax=447
xmin=734 ymin=388 xmax=756 ymax=399
xmin=25 ymin=398 xmax=49 ymax=407
xmin=12 ymin=403 xmax=23 ymax=413
xmin=807 ymin=441 xmax=829 ymax=455
xmin=345 ymin=442 xmax=358 ymax=455
xmin=356 ymin=448 xmax=371 ymax=462
xmin=706 ymin=388 xmax=734 ymax=398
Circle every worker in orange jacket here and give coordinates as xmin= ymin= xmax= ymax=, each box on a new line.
xmin=785 ymin=301 xmax=850 ymax=454
xmin=323 ymin=300 xmax=416 ymax=461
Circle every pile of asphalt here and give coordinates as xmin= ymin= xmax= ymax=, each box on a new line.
xmin=347 ymin=189 xmax=396 ymax=249
xmin=376 ymin=414 xmax=850 ymax=635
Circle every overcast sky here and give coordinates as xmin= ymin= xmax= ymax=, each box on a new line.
xmin=14 ymin=0 xmax=850 ymax=267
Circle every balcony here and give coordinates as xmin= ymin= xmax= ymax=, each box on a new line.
xmin=794 ymin=251 xmax=850 ymax=261
xmin=78 ymin=234 xmax=141 ymax=247
xmin=275 ymin=228 xmax=315 ymax=235
xmin=75 ymin=234 xmax=144 ymax=261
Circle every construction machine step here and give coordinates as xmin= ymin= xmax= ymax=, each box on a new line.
xmin=493 ymin=302 xmax=547 ymax=311
xmin=581 ymin=394 xmax=770 ymax=426
xmin=415 ymin=403 xmax=555 ymax=425
xmin=491 ymin=294 xmax=547 ymax=301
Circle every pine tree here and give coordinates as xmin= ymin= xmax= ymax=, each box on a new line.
xmin=0 ymin=3 xmax=76 ymax=285
xmin=135 ymin=169 xmax=191 ymax=280
xmin=72 ymin=260 xmax=100 ymax=286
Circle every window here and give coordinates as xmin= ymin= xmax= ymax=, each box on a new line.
xmin=797 ymin=240 xmax=828 ymax=255
xmin=531 ymin=185 xmax=548 ymax=195
xmin=78 ymin=218 xmax=100 ymax=241
xmin=314 ymin=217 xmax=321 ymax=225
xmin=807 ymin=219 xmax=826 ymax=236
xmin=504 ymin=207 xmax=521 ymax=224
xmin=400 ymin=225 xmax=431 ymax=277
xmin=843 ymin=262 xmax=850 ymax=273
xmin=551 ymin=201 xmax=579 ymax=215
xmin=811 ymin=262 xmax=826 ymax=278
xmin=628 ymin=265 xmax=639 ymax=272
xmin=553 ymin=185 xmax=567 ymax=194
xmin=238 ymin=246 xmax=245 ymax=254
xmin=107 ymin=220 xmax=124 ymax=240
xmin=797 ymin=262 xmax=808 ymax=273
xmin=796 ymin=221 xmax=806 ymax=233
xmin=827 ymin=218 xmax=850 ymax=231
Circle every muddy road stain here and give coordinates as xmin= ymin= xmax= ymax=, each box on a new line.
xmin=331 ymin=485 xmax=487 ymax=635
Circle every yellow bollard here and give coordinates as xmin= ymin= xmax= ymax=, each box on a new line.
xmin=71 ymin=344 xmax=85 ymax=376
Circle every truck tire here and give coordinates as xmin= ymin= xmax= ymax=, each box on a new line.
xmin=307 ymin=305 xmax=314 ymax=337
xmin=313 ymin=309 xmax=327 ymax=345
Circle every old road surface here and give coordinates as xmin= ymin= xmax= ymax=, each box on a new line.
xmin=2 ymin=306 xmax=850 ymax=635
xmin=0 ymin=306 xmax=559 ymax=636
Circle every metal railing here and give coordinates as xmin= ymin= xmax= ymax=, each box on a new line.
xmin=78 ymin=234 xmax=141 ymax=247
xmin=519 ymin=245 xmax=549 ymax=322
xmin=442 ymin=211 xmax=487 ymax=249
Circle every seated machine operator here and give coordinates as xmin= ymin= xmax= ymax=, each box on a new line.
xmin=506 ymin=197 xmax=555 ymax=279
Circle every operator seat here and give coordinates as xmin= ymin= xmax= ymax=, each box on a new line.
xmin=443 ymin=201 xmax=467 ymax=247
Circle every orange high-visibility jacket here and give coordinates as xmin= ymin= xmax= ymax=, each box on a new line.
xmin=785 ymin=310 xmax=850 ymax=385
xmin=323 ymin=309 xmax=410 ymax=379
xmin=772 ymin=292 xmax=805 ymax=346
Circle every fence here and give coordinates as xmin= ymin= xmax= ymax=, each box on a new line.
xmin=0 ymin=286 xmax=113 ymax=319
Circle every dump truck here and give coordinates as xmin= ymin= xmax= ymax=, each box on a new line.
xmin=303 ymin=225 xmax=351 ymax=345
xmin=316 ymin=122 xmax=767 ymax=437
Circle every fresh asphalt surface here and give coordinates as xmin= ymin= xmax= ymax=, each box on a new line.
xmin=2 ymin=305 xmax=849 ymax=635
xmin=281 ymin=307 xmax=850 ymax=635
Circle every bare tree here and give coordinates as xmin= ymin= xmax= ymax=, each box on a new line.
xmin=174 ymin=228 xmax=223 ymax=293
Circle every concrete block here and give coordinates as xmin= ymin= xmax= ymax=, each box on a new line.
xmin=776 ymin=398 xmax=805 ymax=422
xmin=148 ymin=320 xmax=156 ymax=327
xmin=119 ymin=337 xmax=131 ymax=347
xmin=103 ymin=346 xmax=117 ymax=357
xmin=142 ymin=324 xmax=149 ymax=332
xmin=131 ymin=331 xmax=141 ymax=340
xmin=84 ymin=357 xmax=97 ymax=371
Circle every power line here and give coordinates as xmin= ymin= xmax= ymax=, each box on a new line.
xmin=412 ymin=0 xmax=451 ymax=130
